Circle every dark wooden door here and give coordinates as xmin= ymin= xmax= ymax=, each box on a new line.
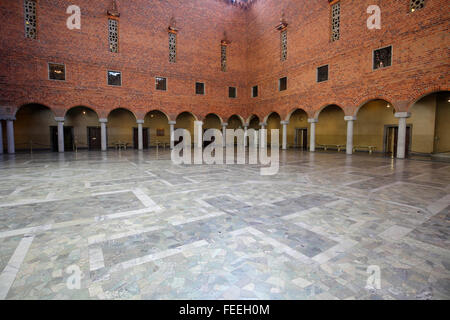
xmin=88 ymin=127 xmax=101 ymax=150
xmin=133 ymin=128 xmax=149 ymax=149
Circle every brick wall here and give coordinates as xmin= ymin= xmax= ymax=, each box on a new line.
xmin=0 ymin=0 xmax=448 ymax=123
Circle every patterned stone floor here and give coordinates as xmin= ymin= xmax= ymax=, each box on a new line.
xmin=0 ymin=149 xmax=449 ymax=300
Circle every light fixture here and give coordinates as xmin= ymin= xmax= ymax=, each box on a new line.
xmin=82 ymin=111 xmax=86 ymax=115
xmin=387 ymin=104 xmax=391 ymax=108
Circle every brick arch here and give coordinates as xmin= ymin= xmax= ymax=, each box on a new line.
xmin=64 ymin=105 xmax=100 ymax=119
xmin=313 ymin=103 xmax=345 ymax=119
xmin=407 ymin=87 xmax=450 ymax=111
xmin=203 ymin=113 xmax=224 ymax=125
xmin=143 ymin=109 xmax=171 ymax=122
xmin=354 ymin=97 xmax=397 ymax=117
xmin=263 ymin=111 xmax=281 ymax=123
xmin=13 ymin=101 xmax=57 ymax=117
xmin=246 ymin=114 xmax=259 ymax=126
xmin=175 ymin=111 xmax=198 ymax=121
xmin=285 ymin=107 xmax=309 ymax=121
xmin=227 ymin=114 xmax=245 ymax=126
xmin=107 ymin=107 xmax=138 ymax=120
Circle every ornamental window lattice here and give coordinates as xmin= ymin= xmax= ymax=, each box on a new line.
xmin=169 ymin=33 xmax=177 ymax=63
xmin=331 ymin=2 xmax=340 ymax=42
xmin=221 ymin=45 xmax=227 ymax=72
xmin=410 ymin=0 xmax=425 ymax=12
xmin=108 ymin=19 xmax=119 ymax=53
xmin=24 ymin=0 xmax=37 ymax=39
xmin=281 ymin=30 xmax=287 ymax=61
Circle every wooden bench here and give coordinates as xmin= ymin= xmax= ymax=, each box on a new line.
xmin=114 ymin=141 xmax=129 ymax=150
xmin=317 ymin=144 xmax=346 ymax=152
xmin=353 ymin=145 xmax=376 ymax=154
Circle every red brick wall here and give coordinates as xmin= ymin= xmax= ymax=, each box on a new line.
xmin=0 ymin=0 xmax=448 ymax=123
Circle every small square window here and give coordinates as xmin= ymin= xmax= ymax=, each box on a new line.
xmin=155 ymin=77 xmax=167 ymax=91
xmin=252 ymin=85 xmax=258 ymax=98
xmin=279 ymin=77 xmax=287 ymax=91
xmin=229 ymin=87 xmax=237 ymax=98
xmin=48 ymin=63 xmax=65 ymax=81
xmin=373 ymin=46 xmax=392 ymax=70
xmin=196 ymin=82 xmax=205 ymax=95
xmin=317 ymin=65 xmax=329 ymax=82
xmin=108 ymin=70 xmax=122 ymax=86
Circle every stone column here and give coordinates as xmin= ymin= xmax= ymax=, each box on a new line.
xmin=169 ymin=120 xmax=176 ymax=149
xmin=194 ymin=121 xmax=203 ymax=148
xmin=308 ymin=118 xmax=318 ymax=152
xmin=281 ymin=120 xmax=288 ymax=150
xmin=99 ymin=118 xmax=108 ymax=151
xmin=259 ymin=122 xmax=267 ymax=148
xmin=55 ymin=117 xmax=65 ymax=153
xmin=344 ymin=116 xmax=356 ymax=155
xmin=0 ymin=120 xmax=3 ymax=154
xmin=395 ymin=112 xmax=411 ymax=159
xmin=6 ymin=118 xmax=15 ymax=154
xmin=222 ymin=122 xmax=228 ymax=147
xmin=137 ymin=119 xmax=144 ymax=150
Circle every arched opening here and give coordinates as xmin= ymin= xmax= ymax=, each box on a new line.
xmin=354 ymin=100 xmax=397 ymax=156
xmin=107 ymin=108 xmax=136 ymax=150
xmin=409 ymin=91 xmax=450 ymax=156
xmin=175 ymin=112 xmax=196 ymax=146
xmin=204 ymin=114 xmax=222 ymax=130
xmin=287 ymin=109 xmax=308 ymax=149
xmin=266 ymin=112 xmax=281 ymax=146
xmin=227 ymin=115 xmax=244 ymax=130
xmin=144 ymin=110 xmax=170 ymax=148
xmin=14 ymin=103 xmax=59 ymax=152
xmin=316 ymin=105 xmax=346 ymax=151
xmin=65 ymin=106 xmax=100 ymax=150
xmin=248 ymin=115 xmax=260 ymax=130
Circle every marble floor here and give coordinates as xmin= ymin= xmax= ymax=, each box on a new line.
xmin=0 ymin=149 xmax=449 ymax=300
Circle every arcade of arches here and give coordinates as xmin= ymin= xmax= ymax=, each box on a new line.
xmin=1 ymin=91 xmax=449 ymax=159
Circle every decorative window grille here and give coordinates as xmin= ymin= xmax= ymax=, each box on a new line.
xmin=373 ymin=46 xmax=392 ymax=70
xmin=281 ymin=30 xmax=287 ymax=61
xmin=169 ymin=33 xmax=177 ymax=63
xmin=331 ymin=2 xmax=340 ymax=42
xmin=410 ymin=0 xmax=425 ymax=12
xmin=317 ymin=65 xmax=329 ymax=82
xmin=24 ymin=0 xmax=37 ymax=39
xmin=221 ymin=45 xmax=227 ymax=72
xmin=108 ymin=19 xmax=119 ymax=53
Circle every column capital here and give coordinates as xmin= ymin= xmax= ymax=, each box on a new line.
xmin=136 ymin=119 xmax=144 ymax=124
xmin=344 ymin=116 xmax=357 ymax=121
xmin=222 ymin=122 xmax=228 ymax=127
xmin=0 ymin=115 xmax=16 ymax=121
xmin=280 ymin=120 xmax=289 ymax=125
xmin=168 ymin=120 xmax=176 ymax=125
xmin=55 ymin=117 xmax=65 ymax=122
xmin=194 ymin=121 xmax=203 ymax=125
xmin=308 ymin=118 xmax=318 ymax=123
xmin=99 ymin=118 xmax=108 ymax=123
xmin=394 ymin=112 xmax=411 ymax=119
xmin=259 ymin=122 xmax=267 ymax=126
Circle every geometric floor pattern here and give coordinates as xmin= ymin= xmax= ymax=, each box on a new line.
xmin=0 ymin=149 xmax=449 ymax=299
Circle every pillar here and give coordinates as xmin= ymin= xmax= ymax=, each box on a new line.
xmin=222 ymin=122 xmax=228 ymax=147
xmin=281 ymin=120 xmax=288 ymax=150
xmin=344 ymin=116 xmax=356 ymax=155
xmin=395 ymin=112 xmax=411 ymax=159
xmin=6 ymin=118 xmax=15 ymax=154
xmin=99 ymin=118 xmax=108 ymax=151
xmin=55 ymin=117 xmax=65 ymax=153
xmin=260 ymin=122 xmax=266 ymax=148
xmin=194 ymin=121 xmax=203 ymax=148
xmin=308 ymin=118 xmax=317 ymax=152
xmin=137 ymin=119 xmax=144 ymax=150
xmin=0 ymin=120 xmax=3 ymax=154
xmin=169 ymin=120 xmax=176 ymax=149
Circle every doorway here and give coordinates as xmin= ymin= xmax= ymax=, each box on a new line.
xmin=294 ymin=128 xmax=308 ymax=150
xmin=88 ymin=127 xmax=102 ymax=150
xmin=384 ymin=125 xmax=411 ymax=157
xmin=133 ymin=127 xmax=149 ymax=149
xmin=51 ymin=126 xmax=74 ymax=152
